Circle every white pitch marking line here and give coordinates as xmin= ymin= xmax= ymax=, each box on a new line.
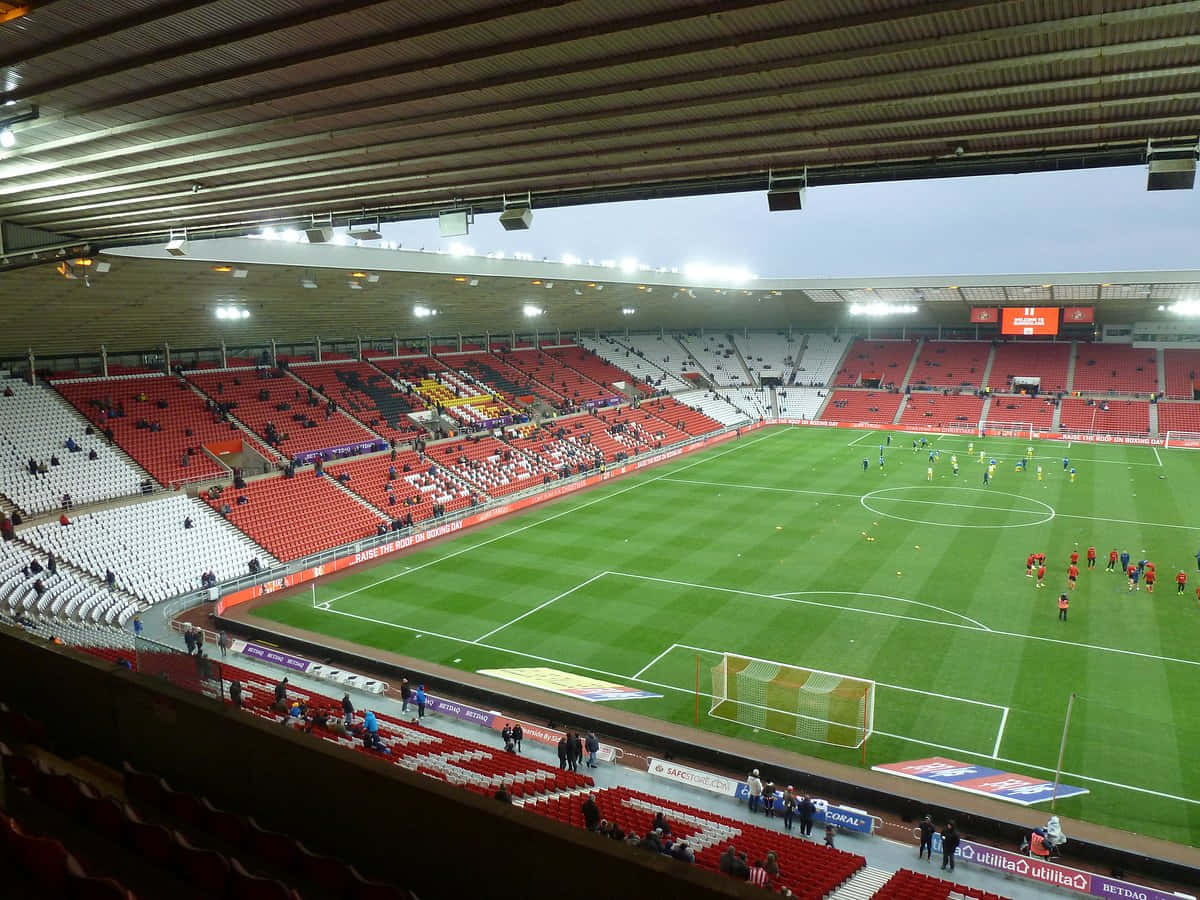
xmin=847 ymin=431 xmax=872 ymax=446
xmin=993 ymin=707 xmax=1010 ymax=759
xmin=770 ymin=591 xmax=991 ymax=631
xmin=324 ymin=427 xmax=789 ymax=607
xmin=633 ymin=643 xmax=680 ymax=680
xmin=611 ymin=571 xmax=1200 ymax=669
xmin=309 ymin=605 xmax=1200 ymax=808
xmin=473 ymin=572 xmax=609 ymax=643
xmin=1154 ymin=446 xmax=1163 ymax=467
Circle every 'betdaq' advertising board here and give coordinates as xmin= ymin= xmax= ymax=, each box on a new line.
xmin=873 ymin=757 xmax=1088 ymax=805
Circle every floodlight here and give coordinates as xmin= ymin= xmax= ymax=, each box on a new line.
xmin=767 ymin=168 xmax=807 ymax=211
xmin=347 ymin=221 xmax=383 ymax=241
xmin=165 ymin=236 xmax=188 ymax=256
xmin=522 ymin=304 xmax=542 ymax=318
xmin=0 ymin=128 xmax=13 ymax=148
xmin=499 ymin=192 xmax=533 ymax=231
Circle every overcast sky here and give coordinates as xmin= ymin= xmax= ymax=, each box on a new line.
xmin=380 ymin=166 xmax=1199 ymax=279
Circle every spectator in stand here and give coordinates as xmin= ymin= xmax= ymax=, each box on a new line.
xmin=183 ymin=625 xmax=195 ymax=655
xmin=33 ymin=579 xmax=46 ymax=598
xmin=273 ymin=677 xmax=288 ymax=712
xmin=585 ymin=730 xmax=599 ymax=768
xmin=557 ymin=735 xmax=568 ymax=770
xmin=1 ymin=514 xmax=13 ymax=542
xmin=512 ymin=723 xmax=522 ymax=753
xmin=581 ymin=793 xmax=600 ymax=831
xmin=747 ymin=860 xmax=769 ymax=887
xmin=399 ymin=677 xmax=411 ymax=713
xmin=824 ymin=822 xmax=836 ymax=849
xmin=88 ymin=448 xmax=98 ymax=460
xmin=746 ymin=769 xmax=763 ymax=812
xmin=651 ymin=812 xmax=671 ymax=836
xmin=194 ymin=628 xmax=204 ymax=656
xmin=29 ymin=559 xmax=42 ymax=576
xmin=719 ymin=846 xmax=736 ymax=875
xmin=918 ymin=814 xmax=935 ymax=860
xmin=762 ymin=781 xmax=777 ymax=818
xmin=132 ymin=614 xmax=143 ymax=638
xmin=342 ymin=693 xmax=354 ymax=727
xmin=502 ymin=723 xmax=514 ymax=752
xmin=732 ymin=851 xmax=750 ymax=880
xmin=764 ymin=851 xmax=781 ymax=883
xmin=414 ymin=684 xmax=426 ymax=719
xmin=46 ymin=553 xmax=56 ymax=576
xmin=228 ymin=679 xmax=242 ymax=709
xmin=782 ymin=787 xmax=796 ymax=831
xmin=59 ymin=512 xmax=71 ymax=527
xmin=672 ymin=841 xmax=694 ymax=864
xmin=183 ymin=516 xmax=193 ymax=529
xmin=216 ymin=631 xmax=227 ymax=657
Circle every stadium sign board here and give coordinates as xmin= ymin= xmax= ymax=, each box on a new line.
xmin=873 ymin=757 xmax=1088 ymax=805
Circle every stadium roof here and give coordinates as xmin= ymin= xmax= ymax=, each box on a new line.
xmin=1 ymin=236 xmax=1197 ymax=356
xmin=1 ymin=0 xmax=1198 ymax=262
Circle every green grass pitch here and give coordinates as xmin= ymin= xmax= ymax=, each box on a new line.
xmin=257 ymin=426 xmax=1200 ymax=847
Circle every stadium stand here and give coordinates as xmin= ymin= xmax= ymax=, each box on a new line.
xmin=1162 ymin=349 xmax=1200 ymax=399
xmin=986 ymin=342 xmax=1071 ymax=394
xmin=639 ymin=396 xmax=724 ymax=436
xmin=907 ymin=342 xmax=992 ymax=390
xmin=428 ymin=436 xmax=553 ymax=498
xmin=498 ymin=349 xmax=617 ymax=406
xmin=985 ymin=395 xmax=1057 ymax=431
xmin=733 ymin=332 xmax=798 ymax=386
xmin=0 ymin=538 xmax=139 ymax=627
xmin=579 ymin=335 xmax=694 ymax=392
xmin=402 ymin=363 xmax=519 ymax=429
xmin=875 ymin=868 xmax=1009 ymax=900
xmin=326 ymin=449 xmax=474 ymax=523
xmin=52 ymin=374 xmax=274 ymax=487
xmin=725 ymin=388 xmax=773 ymax=420
xmin=522 ymin=784 xmax=865 ymax=898
xmin=822 ymin=390 xmax=905 ymax=425
xmin=0 ymin=377 xmax=146 ymax=515
xmin=897 ymin=393 xmax=986 ymax=430
xmin=544 ymin=345 xmax=650 ymax=395
xmin=283 ymin=361 xmax=426 ymax=444
xmin=776 ymin=388 xmax=826 ymax=420
xmin=1154 ymin=401 xmax=1200 ymax=435
xmin=186 ymin=369 xmax=380 ymax=459
xmin=596 ymin=406 xmax=690 ymax=451
xmin=450 ymin=352 xmax=562 ymax=406
xmin=674 ymin=390 xmax=753 ymax=426
xmin=793 ymin=333 xmax=848 ymax=387
xmin=834 ymin=340 xmax=917 ymax=388
xmin=677 ymin=334 xmax=753 ymax=386
xmin=204 ymin=474 xmax=386 ymax=562
xmin=22 ymin=495 xmax=270 ymax=604
xmin=1058 ymin=398 xmax=1150 ymax=435
xmin=1069 ymin=344 xmax=1158 ymax=394
xmin=505 ymin=415 xmax=629 ymax=466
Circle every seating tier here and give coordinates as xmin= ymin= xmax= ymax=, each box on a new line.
xmin=908 ymin=342 xmax=991 ymax=390
xmin=674 ymin=390 xmax=754 ymax=426
xmin=794 ymin=334 xmax=846 ymax=387
xmin=1163 ymin=349 xmax=1200 ymax=399
xmin=1070 ymin=344 xmax=1157 ymax=394
xmin=898 ymin=393 xmax=985 ymax=430
xmin=834 ymin=340 xmax=917 ymax=388
xmin=545 ymin=345 xmax=650 ymax=394
xmin=776 ymin=388 xmax=826 ymax=420
xmin=1058 ymin=398 xmax=1149 ymax=434
xmin=499 ymin=350 xmax=615 ymax=405
xmin=677 ymin=334 xmax=751 ymax=387
xmin=580 ymin=335 xmax=694 ymax=392
xmin=986 ymin=343 xmax=1071 ymax=394
xmin=733 ymin=332 xmax=798 ymax=385
xmin=876 ymin=868 xmax=1009 ymax=900
xmin=204 ymin=475 xmax=385 ymax=562
xmin=823 ymin=390 xmax=904 ymax=425
xmin=53 ymin=374 xmax=271 ymax=486
xmin=186 ymin=369 xmax=378 ymax=459
xmin=428 ymin=436 xmax=554 ymax=498
xmin=327 ymin=449 xmax=473 ymax=522
xmin=285 ymin=361 xmax=425 ymax=444
xmin=984 ymin=395 xmax=1056 ymax=430
xmin=1156 ymin=402 xmax=1200 ymax=435
xmin=639 ymin=396 xmax=724 ymax=436
xmin=1 ymin=378 xmax=146 ymax=515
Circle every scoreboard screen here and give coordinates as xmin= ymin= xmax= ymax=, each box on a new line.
xmin=1001 ymin=307 xmax=1059 ymax=336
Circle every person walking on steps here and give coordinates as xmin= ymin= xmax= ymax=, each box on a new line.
xmin=941 ymin=822 xmax=960 ymax=871
xmin=918 ymin=815 xmax=935 ymax=860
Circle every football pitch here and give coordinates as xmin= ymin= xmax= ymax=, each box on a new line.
xmin=256 ymin=426 xmax=1200 ymax=847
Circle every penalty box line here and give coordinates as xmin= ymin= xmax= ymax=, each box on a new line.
xmin=314 ymin=427 xmax=790 ymax=609
xmin=309 ymin=604 xmax=1199 ymax=806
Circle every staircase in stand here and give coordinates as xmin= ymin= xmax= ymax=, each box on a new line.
xmin=898 ymin=338 xmax=924 ymax=390
xmin=1064 ymin=343 xmax=1077 ymax=394
xmin=728 ymin=334 xmax=757 ymax=386
xmin=1149 ymin=401 xmax=1160 ymax=436
xmin=786 ymin=333 xmax=809 ymax=386
xmin=979 ymin=344 xmax=997 ymax=390
xmin=1156 ymin=347 xmax=1166 ymax=395
xmin=671 ymin=335 xmax=717 ymax=389
xmin=827 ymin=864 xmax=893 ymax=900
xmin=978 ymin=394 xmax=993 ymax=429
xmin=892 ymin=393 xmax=909 ymax=426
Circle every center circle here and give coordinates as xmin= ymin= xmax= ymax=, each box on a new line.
xmin=860 ymin=486 xmax=1055 ymax=529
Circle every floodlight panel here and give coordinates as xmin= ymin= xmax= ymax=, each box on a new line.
xmin=1052 ymin=284 xmax=1099 ymax=301
xmin=1006 ymin=286 xmax=1051 ymax=301
xmin=439 ymin=210 xmax=469 ymax=237
xmin=917 ymin=287 xmax=960 ymax=302
xmin=1099 ymin=284 xmax=1150 ymax=299
xmin=960 ymin=286 xmax=1007 ymax=302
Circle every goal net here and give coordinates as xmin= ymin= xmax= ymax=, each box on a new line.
xmin=980 ymin=420 xmax=1035 ymax=439
xmin=1164 ymin=431 xmax=1200 ymax=450
xmin=710 ymin=654 xmax=874 ymax=748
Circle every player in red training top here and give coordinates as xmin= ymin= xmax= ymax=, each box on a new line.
xmin=1178 ymin=570 xmax=1188 ymax=594
xmin=1070 ymin=550 xmax=1079 ymax=566
xmin=1036 ymin=563 xmax=1047 ymax=588
xmin=1086 ymin=546 xmax=1097 ymax=569
xmin=1128 ymin=564 xmax=1139 ymax=591
xmin=1026 ymin=553 xmax=1035 ymax=577
xmin=1106 ymin=549 xmax=1118 ymax=572
xmin=1144 ymin=568 xmax=1156 ymax=593
xmin=1067 ymin=563 xmax=1079 ymax=589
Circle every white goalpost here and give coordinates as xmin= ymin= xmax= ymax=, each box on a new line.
xmin=1163 ymin=431 xmax=1200 ymax=449
xmin=980 ymin=420 xmax=1036 ymax=439
xmin=710 ymin=653 xmax=875 ymax=749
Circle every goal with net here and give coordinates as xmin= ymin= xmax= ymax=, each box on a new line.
xmin=979 ymin=421 xmax=1035 ymax=439
xmin=710 ymin=653 xmax=875 ymax=749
